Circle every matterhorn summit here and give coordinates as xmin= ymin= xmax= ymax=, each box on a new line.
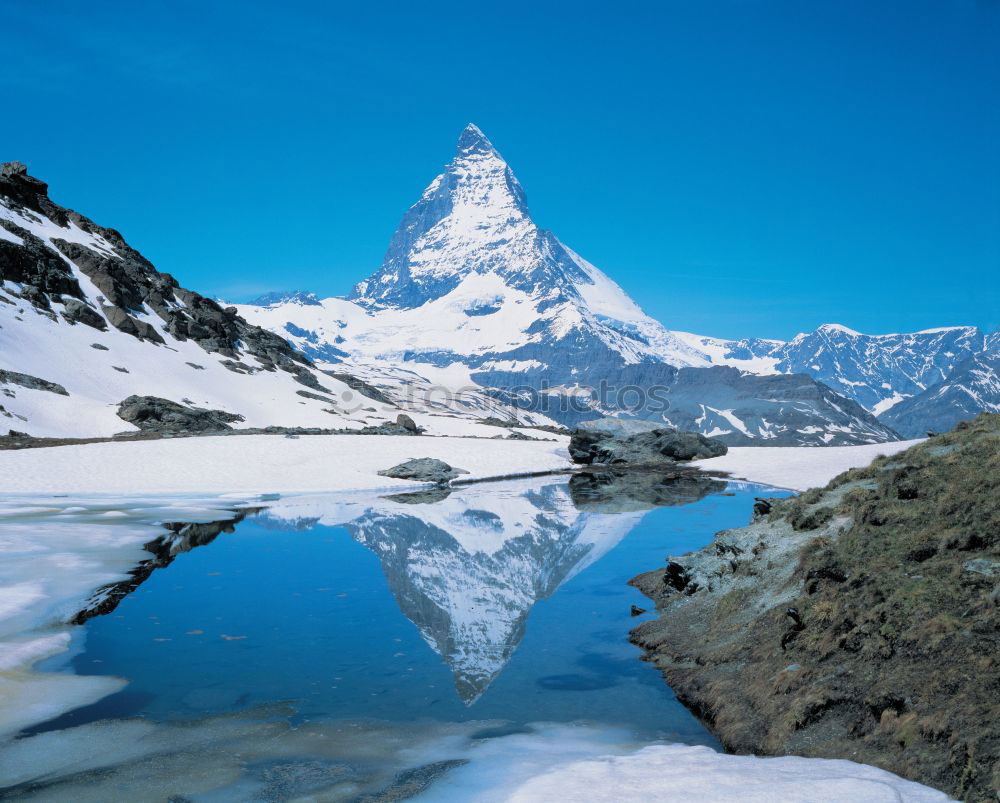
xmin=239 ymin=125 xmax=904 ymax=445
xmin=349 ymin=123 xmax=712 ymax=367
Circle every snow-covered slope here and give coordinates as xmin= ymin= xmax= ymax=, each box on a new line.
xmin=0 ymin=161 xmax=543 ymax=438
xmin=239 ymin=126 xmax=900 ymax=446
xmin=879 ymin=351 xmax=1000 ymax=437
xmin=675 ymin=324 xmax=989 ymax=416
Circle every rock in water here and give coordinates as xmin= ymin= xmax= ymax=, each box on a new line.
xmin=377 ymin=458 xmax=469 ymax=484
xmin=117 ymin=395 xmax=245 ymax=433
xmin=569 ymin=427 xmax=727 ymax=465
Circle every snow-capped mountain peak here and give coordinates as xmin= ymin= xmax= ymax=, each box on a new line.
xmin=345 ymin=124 xmax=710 ymax=371
xmin=351 ymin=123 xmax=537 ymax=307
xmin=239 ymin=127 xmax=902 ymax=444
xmin=248 ymin=290 xmax=321 ymax=308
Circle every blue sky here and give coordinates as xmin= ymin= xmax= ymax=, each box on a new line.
xmin=4 ymin=0 xmax=998 ymax=340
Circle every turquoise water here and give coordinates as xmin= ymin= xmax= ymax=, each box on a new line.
xmin=37 ymin=475 xmax=786 ymax=750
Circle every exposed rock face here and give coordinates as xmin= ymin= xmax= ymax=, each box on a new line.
xmin=569 ymin=427 xmax=727 ymax=465
xmin=630 ymin=413 xmax=1000 ymax=802
xmin=395 ymin=413 xmax=421 ymax=433
xmin=0 ymin=369 xmax=68 ymax=396
xmin=117 ymin=395 xmax=245 ymax=433
xmin=0 ymin=161 xmax=317 ymax=373
xmin=60 ymin=298 xmax=107 ymax=330
xmin=1 ymin=162 xmax=413 ymax=437
xmin=377 ymin=458 xmax=469 ymax=484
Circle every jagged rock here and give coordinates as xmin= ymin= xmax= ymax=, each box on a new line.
xmin=117 ymin=395 xmax=245 ymax=433
xmin=60 ymin=298 xmax=107 ymax=330
xmin=220 ymin=359 xmax=256 ymax=374
xmin=2 ymin=161 xmax=28 ymax=178
xmin=360 ymin=419 xmax=423 ymax=436
xmin=100 ymin=305 xmax=144 ymax=338
xmin=377 ymin=458 xmax=469 ymax=484
xmin=0 ymin=369 xmax=69 ymax=396
xmin=569 ymin=426 xmax=727 ymax=465
xmin=296 ymin=389 xmax=336 ymax=403
xmin=1 ymin=163 xmax=317 ymax=387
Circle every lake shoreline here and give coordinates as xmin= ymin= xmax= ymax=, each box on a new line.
xmin=628 ymin=416 xmax=1000 ymax=802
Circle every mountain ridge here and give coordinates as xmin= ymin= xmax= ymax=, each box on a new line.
xmin=239 ymin=127 xmax=903 ymax=445
xmin=0 ymin=159 xmax=549 ymax=437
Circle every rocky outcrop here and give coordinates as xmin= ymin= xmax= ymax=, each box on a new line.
xmin=0 ymin=161 xmax=321 ymax=381
xmin=60 ymin=298 xmax=107 ymax=330
xmin=117 ymin=395 xmax=245 ymax=433
xmin=323 ymin=371 xmax=395 ymax=406
xmin=569 ymin=426 xmax=727 ymax=465
xmin=630 ymin=413 xmax=1000 ymax=802
xmin=0 ymin=369 xmax=69 ymax=396
xmin=377 ymin=458 xmax=469 ymax=484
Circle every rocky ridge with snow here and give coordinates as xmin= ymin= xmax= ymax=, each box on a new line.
xmin=681 ymin=324 xmax=995 ymax=418
xmin=0 ymin=160 xmax=549 ymax=438
xmin=240 ymin=126 xmax=903 ymax=446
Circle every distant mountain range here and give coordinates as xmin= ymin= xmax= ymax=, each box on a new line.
xmin=3 ymin=128 xmax=996 ymax=443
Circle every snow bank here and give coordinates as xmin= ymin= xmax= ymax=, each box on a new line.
xmin=477 ymin=740 xmax=950 ymax=802
xmin=0 ymin=434 xmax=571 ymax=495
xmin=694 ymin=439 xmax=923 ymax=491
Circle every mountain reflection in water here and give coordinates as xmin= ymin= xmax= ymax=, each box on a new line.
xmin=73 ymin=471 xmax=727 ymax=706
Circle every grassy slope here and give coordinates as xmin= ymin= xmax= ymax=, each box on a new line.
xmin=631 ymin=414 xmax=1000 ymax=801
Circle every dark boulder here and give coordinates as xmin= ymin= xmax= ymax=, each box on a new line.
xmin=61 ymin=298 xmax=107 ymax=330
xmin=377 ymin=458 xmax=469 ymax=484
xmin=569 ymin=427 xmax=727 ymax=466
xmin=0 ymin=369 xmax=69 ymax=396
xmin=396 ymin=413 xmax=421 ymax=433
xmin=117 ymin=395 xmax=245 ymax=433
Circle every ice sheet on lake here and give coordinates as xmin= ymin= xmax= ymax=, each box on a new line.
xmin=0 ymin=711 xmax=950 ymax=801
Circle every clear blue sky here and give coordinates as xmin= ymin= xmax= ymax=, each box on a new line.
xmin=4 ymin=0 xmax=998 ymax=340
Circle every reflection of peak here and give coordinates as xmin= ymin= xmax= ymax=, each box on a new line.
xmin=271 ymin=479 xmax=640 ymax=703
xmin=256 ymin=476 xmax=717 ymax=704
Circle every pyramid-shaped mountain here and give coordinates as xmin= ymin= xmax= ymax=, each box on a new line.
xmin=242 ymin=126 xmax=900 ymax=445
